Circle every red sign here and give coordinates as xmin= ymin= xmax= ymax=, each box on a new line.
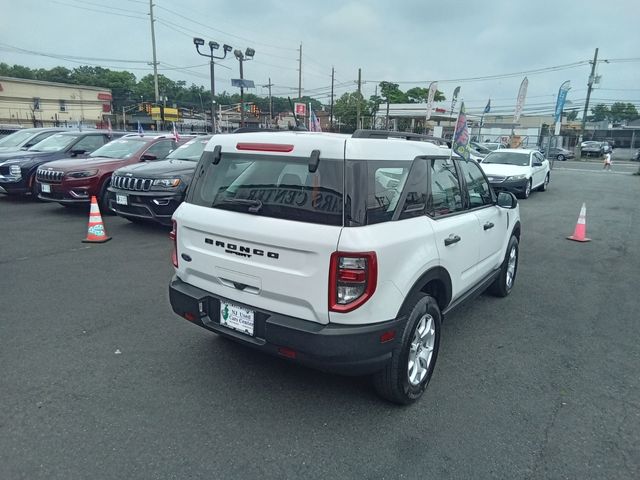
xmin=294 ymin=102 xmax=306 ymax=116
xmin=97 ymin=92 xmax=112 ymax=100
xmin=435 ymin=107 xmax=446 ymax=113
xmin=102 ymin=103 xmax=112 ymax=113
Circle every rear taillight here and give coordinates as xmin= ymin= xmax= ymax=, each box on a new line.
xmin=329 ymin=252 xmax=377 ymax=313
xmin=170 ymin=220 xmax=178 ymax=268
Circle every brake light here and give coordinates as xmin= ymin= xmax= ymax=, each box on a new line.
xmin=329 ymin=252 xmax=377 ymax=313
xmin=170 ymin=220 xmax=178 ymax=267
xmin=236 ymin=143 xmax=294 ymax=152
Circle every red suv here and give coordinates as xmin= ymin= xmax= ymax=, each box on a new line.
xmin=37 ymin=135 xmax=186 ymax=211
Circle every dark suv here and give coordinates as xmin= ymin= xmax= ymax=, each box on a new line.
xmin=37 ymin=135 xmax=187 ymax=211
xmin=108 ymin=135 xmax=211 ymax=225
xmin=0 ymin=131 xmax=116 ymax=196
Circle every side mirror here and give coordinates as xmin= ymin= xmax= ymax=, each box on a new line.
xmin=497 ymin=191 xmax=518 ymax=209
xmin=141 ymin=153 xmax=157 ymax=161
xmin=70 ymin=149 xmax=87 ymax=156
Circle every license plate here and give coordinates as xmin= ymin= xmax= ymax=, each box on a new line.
xmin=41 ymin=183 xmax=51 ymax=193
xmin=220 ymin=302 xmax=254 ymax=336
xmin=116 ymin=194 xmax=128 ymax=205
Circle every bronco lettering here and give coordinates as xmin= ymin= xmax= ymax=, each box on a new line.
xmin=205 ymin=238 xmax=280 ymax=259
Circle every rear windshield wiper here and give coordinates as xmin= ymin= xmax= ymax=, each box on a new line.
xmin=221 ymin=198 xmax=263 ymax=213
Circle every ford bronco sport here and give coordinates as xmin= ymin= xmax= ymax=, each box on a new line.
xmin=169 ymin=130 xmax=521 ymax=404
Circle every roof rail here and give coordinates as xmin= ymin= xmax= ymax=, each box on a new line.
xmin=352 ymin=129 xmax=436 ymax=141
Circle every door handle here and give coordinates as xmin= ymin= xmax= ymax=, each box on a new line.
xmin=483 ymin=222 xmax=495 ymax=230
xmin=444 ymin=234 xmax=461 ymax=246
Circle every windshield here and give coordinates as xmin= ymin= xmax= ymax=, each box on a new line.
xmin=166 ymin=137 xmax=210 ymax=161
xmin=28 ymin=133 xmax=79 ymax=152
xmin=481 ymin=143 xmax=502 ymax=151
xmin=482 ymin=151 xmax=530 ymax=166
xmin=90 ymin=138 xmax=146 ymax=159
xmin=0 ymin=130 xmax=34 ymax=148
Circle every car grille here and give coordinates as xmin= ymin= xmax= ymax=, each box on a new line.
xmin=37 ymin=169 xmax=64 ymax=183
xmin=112 ymin=174 xmax=153 ymax=192
xmin=486 ymin=175 xmax=507 ymax=183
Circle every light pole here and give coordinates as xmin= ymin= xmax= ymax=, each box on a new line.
xmin=234 ymin=48 xmax=255 ymax=128
xmin=193 ymin=38 xmax=232 ymax=133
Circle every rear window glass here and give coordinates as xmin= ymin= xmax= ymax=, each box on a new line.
xmin=189 ymin=154 xmax=344 ymax=226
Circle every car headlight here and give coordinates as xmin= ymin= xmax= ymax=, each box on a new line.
xmin=506 ymin=174 xmax=527 ymax=181
xmin=67 ymin=170 xmax=98 ymax=178
xmin=152 ymin=178 xmax=181 ymax=188
xmin=9 ymin=165 xmax=21 ymax=175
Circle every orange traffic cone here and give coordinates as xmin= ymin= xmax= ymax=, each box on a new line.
xmin=567 ymin=202 xmax=590 ymax=242
xmin=82 ymin=196 xmax=111 ymax=243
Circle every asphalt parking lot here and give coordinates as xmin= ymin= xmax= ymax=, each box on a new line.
xmin=1 ymin=166 xmax=639 ymax=480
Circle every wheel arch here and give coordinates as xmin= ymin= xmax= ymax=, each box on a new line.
xmin=511 ymin=220 xmax=521 ymax=241
xmin=398 ymin=266 xmax=452 ymax=317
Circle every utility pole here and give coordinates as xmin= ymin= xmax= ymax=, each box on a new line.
xmin=149 ymin=0 xmax=160 ymax=130
xmin=356 ymin=68 xmax=362 ymax=130
xmin=298 ymin=43 xmax=302 ymax=99
xmin=262 ymin=78 xmax=274 ymax=126
xmin=580 ymin=48 xmax=599 ymax=144
xmin=330 ymin=67 xmax=335 ymax=131
xmin=239 ymin=57 xmax=245 ymax=127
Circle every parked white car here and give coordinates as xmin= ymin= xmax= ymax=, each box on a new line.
xmin=480 ymin=149 xmax=550 ymax=199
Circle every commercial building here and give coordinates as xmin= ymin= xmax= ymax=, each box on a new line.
xmin=0 ymin=76 xmax=112 ymax=128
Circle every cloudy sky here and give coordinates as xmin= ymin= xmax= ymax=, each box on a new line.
xmin=1 ymin=0 xmax=639 ymax=117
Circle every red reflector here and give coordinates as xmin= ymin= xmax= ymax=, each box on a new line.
xmin=236 ymin=142 xmax=294 ymax=152
xmin=380 ymin=330 xmax=396 ymax=343
xmin=183 ymin=312 xmax=196 ymax=321
xmin=277 ymin=347 xmax=297 ymax=359
xmin=338 ymin=269 xmax=366 ymax=283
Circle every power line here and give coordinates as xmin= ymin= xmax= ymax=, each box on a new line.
xmin=50 ymin=0 xmax=147 ymax=20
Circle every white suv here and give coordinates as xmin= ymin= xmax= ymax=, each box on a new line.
xmin=169 ymin=130 xmax=521 ymax=404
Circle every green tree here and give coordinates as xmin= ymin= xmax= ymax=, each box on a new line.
xmin=610 ymin=102 xmax=639 ymax=122
xmin=334 ymin=91 xmax=369 ymax=132
xmin=591 ymin=104 xmax=610 ymax=121
xmin=566 ymin=110 xmax=579 ymax=121
xmin=405 ymin=86 xmax=445 ymax=103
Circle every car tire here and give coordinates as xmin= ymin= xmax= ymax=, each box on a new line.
xmin=29 ymin=174 xmax=44 ymax=201
xmin=489 ymin=235 xmax=519 ymax=297
xmin=538 ymin=173 xmax=550 ymax=191
xmin=518 ymin=179 xmax=531 ymax=199
xmin=99 ymin=179 xmax=113 ymax=214
xmin=557 ymin=154 xmax=565 ymax=161
xmin=373 ymin=292 xmax=441 ymax=405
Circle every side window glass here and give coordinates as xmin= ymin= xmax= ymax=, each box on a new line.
xmin=399 ymin=159 xmax=428 ymax=220
xmin=74 ymin=135 xmax=104 ymax=152
xmin=145 ymin=141 xmax=175 ymax=159
xmin=428 ymin=158 xmax=464 ymax=217
xmin=459 ymin=160 xmax=494 ymax=208
xmin=366 ymin=161 xmax=411 ymax=225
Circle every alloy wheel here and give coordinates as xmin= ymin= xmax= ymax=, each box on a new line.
xmin=407 ymin=314 xmax=436 ymax=386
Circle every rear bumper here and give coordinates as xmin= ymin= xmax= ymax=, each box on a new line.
xmin=107 ymin=188 xmax=183 ymax=226
xmin=169 ymin=276 xmax=405 ymax=375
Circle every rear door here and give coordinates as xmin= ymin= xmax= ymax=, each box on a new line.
xmin=427 ymin=158 xmax=480 ymax=298
xmin=531 ymin=151 xmax=547 ymax=187
xmin=174 ymin=151 xmax=345 ymax=325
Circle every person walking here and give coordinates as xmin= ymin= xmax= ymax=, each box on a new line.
xmin=603 ymin=150 xmax=612 ymax=171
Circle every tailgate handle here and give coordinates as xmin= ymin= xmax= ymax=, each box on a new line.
xmin=219 ymin=277 xmax=260 ymax=295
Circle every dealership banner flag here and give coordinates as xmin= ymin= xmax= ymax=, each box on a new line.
xmin=137 ymin=121 xmax=144 ymax=135
xmin=107 ymin=118 xmax=112 ymax=137
xmin=554 ymin=80 xmax=571 ymax=123
xmin=484 ymin=99 xmax=491 ymax=114
xmin=310 ymin=110 xmax=322 ymax=132
xmin=172 ymin=122 xmax=180 ymax=141
xmin=452 ymin=102 xmax=470 ymax=161
xmin=425 ymin=81 xmax=438 ymax=120
xmin=513 ymin=77 xmax=529 ymax=123
xmin=450 ymin=86 xmax=461 ymax=114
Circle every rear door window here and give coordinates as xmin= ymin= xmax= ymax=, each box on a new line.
xmin=189 ymin=154 xmax=344 ymax=226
